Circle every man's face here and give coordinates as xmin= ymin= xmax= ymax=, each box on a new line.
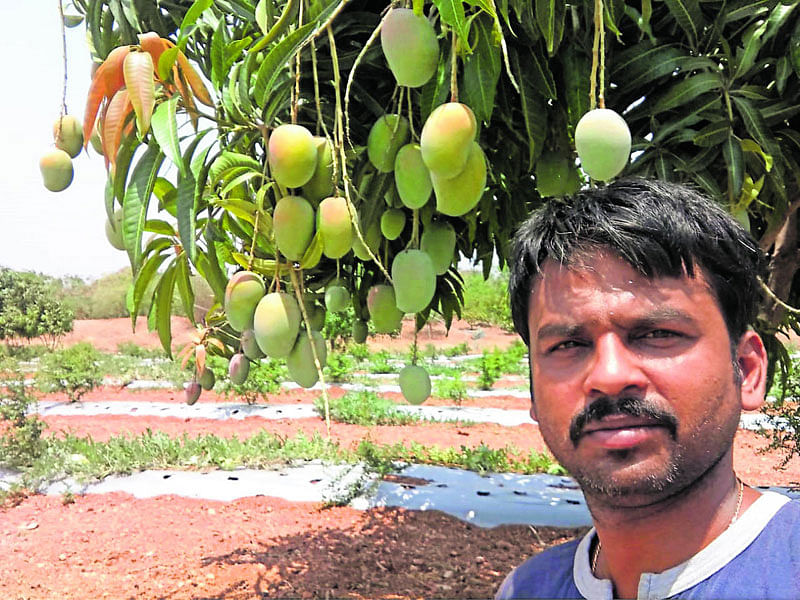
xmin=527 ymin=251 xmax=766 ymax=506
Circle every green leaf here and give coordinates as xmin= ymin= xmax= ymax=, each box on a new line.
xmin=776 ymin=56 xmax=791 ymax=95
xmin=123 ymin=145 xmax=165 ymax=273
xmin=433 ymin=0 xmax=470 ymax=46
xmin=535 ymin=0 xmax=566 ymax=56
xmin=179 ymin=0 xmax=212 ymax=37
xmin=733 ymin=19 xmax=768 ymax=80
xmin=151 ymin=97 xmax=185 ymax=176
xmin=177 ymin=171 xmax=197 ymax=266
xmin=663 ymin=0 xmax=705 ymax=47
xmin=461 ymin=14 xmax=501 ymax=123
xmin=724 ymin=0 xmax=774 ymax=24
xmin=511 ymin=47 xmax=547 ymax=171
xmin=175 ymin=252 xmax=196 ymax=325
xmin=560 ymin=46 xmax=591 ymax=137
xmin=253 ymin=21 xmax=316 ymax=105
xmin=789 ymin=14 xmax=800 ymax=77
xmin=157 ymin=46 xmax=179 ymax=81
xmin=210 ymin=18 xmax=227 ymax=89
xmin=651 ymin=72 xmax=722 ymax=113
xmin=154 ymin=261 xmax=178 ymax=357
xmin=255 ymin=0 xmax=271 ymax=35
xmin=129 ymin=249 xmax=169 ymax=327
xmin=518 ymin=42 xmax=556 ymax=99
xmin=723 ymin=133 xmax=744 ymax=202
xmin=113 ymin=136 xmax=138 ymax=205
xmin=208 ymin=152 xmax=263 ymax=187
xmin=611 ymin=43 xmax=684 ymax=90
xmin=299 ymin=231 xmax=323 ymax=270
xmin=145 ymin=219 xmax=176 ymax=236
xmin=693 ymin=120 xmax=730 ymax=147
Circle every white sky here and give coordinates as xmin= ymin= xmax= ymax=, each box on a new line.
xmin=0 ymin=3 xmax=129 ymax=281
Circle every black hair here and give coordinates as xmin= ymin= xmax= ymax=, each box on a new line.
xmin=508 ymin=177 xmax=766 ymax=346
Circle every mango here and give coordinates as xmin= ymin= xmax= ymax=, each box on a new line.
xmin=303 ymin=137 xmax=335 ymax=202
xmin=39 ymin=149 xmax=74 ymax=192
xmin=399 ymin=364 xmax=431 ymax=405
xmin=574 ymin=108 xmax=631 ymax=181
xmin=224 ymin=271 xmax=266 ymax=332
xmin=352 ymin=220 xmax=381 ymax=260
xmin=105 ymin=208 xmax=125 ymax=251
xmin=318 ymin=196 xmax=353 ymax=259
xmin=228 ymin=353 xmax=250 ymax=385
xmin=394 ymin=144 xmax=432 ymax=209
xmin=352 ymin=319 xmax=368 ymax=343
xmin=287 ymin=330 xmax=328 ymax=388
xmin=381 ymin=8 xmax=439 ymax=88
xmin=198 ymin=368 xmax=216 ymax=391
xmin=391 ymin=249 xmax=436 ymax=313
xmin=273 ymin=195 xmax=315 ymax=261
xmin=535 ymin=152 xmax=571 ymax=197
xmin=420 ymin=103 xmax=477 ymax=178
xmin=431 ymin=142 xmax=487 ymax=216
xmin=240 ymin=328 xmax=265 ymax=360
xmin=305 ymin=301 xmax=326 ymax=331
xmin=184 ymin=381 xmax=202 ymax=405
xmin=367 ymin=114 xmax=409 ymax=173
xmin=53 ymin=115 xmax=84 ymax=158
xmin=325 ymin=281 xmax=351 ymax=313
xmin=89 ymin=125 xmax=104 ymax=155
xmin=253 ymin=291 xmax=301 ymax=357
xmin=380 ymin=208 xmax=406 ymax=240
xmin=367 ymin=284 xmax=404 ymax=333
xmin=268 ymin=123 xmax=318 ymax=188
xmin=420 ymin=221 xmax=456 ymax=275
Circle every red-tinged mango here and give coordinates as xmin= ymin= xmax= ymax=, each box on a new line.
xmin=420 ymin=103 xmax=477 ymax=178
xmin=302 ymin=137 xmax=335 ymax=202
xmin=39 ymin=149 xmax=74 ymax=192
xmin=287 ymin=330 xmax=327 ymax=388
xmin=253 ymin=292 xmax=301 ymax=358
xmin=367 ymin=284 xmax=404 ymax=333
xmin=575 ymin=108 xmax=631 ymax=181
xmin=184 ymin=381 xmax=202 ymax=405
xmin=228 ymin=353 xmax=250 ymax=385
xmin=381 ymin=8 xmax=439 ymax=88
xmin=394 ymin=144 xmax=432 ymax=209
xmin=224 ymin=271 xmax=266 ymax=332
xmin=318 ymin=196 xmax=353 ymax=259
xmin=399 ymin=364 xmax=431 ymax=405
xmin=273 ymin=195 xmax=315 ymax=261
xmin=420 ymin=221 xmax=456 ymax=275
xmin=391 ymin=249 xmax=436 ymax=313
xmin=431 ymin=142 xmax=487 ymax=216
xmin=268 ymin=124 xmax=318 ymax=188
xmin=53 ymin=115 xmax=83 ymax=158
xmin=240 ymin=328 xmax=264 ymax=360
xmin=367 ymin=114 xmax=409 ymax=173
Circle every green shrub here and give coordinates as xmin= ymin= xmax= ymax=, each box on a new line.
xmin=477 ymin=349 xmax=505 ymax=390
xmin=346 ymin=341 xmax=370 ymax=362
xmin=36 ymin=342 xmax=103 ymax=402
xmin=324 ymin=352 xmax=355 ymax=383
xmin=116 ymin=341 xmax=164 ymax=358
xmin=460 ymin=270 xmax=513 ymax=330
xmin=315 ymin=390 xmax=421 ymax=426
xmin=760 ymin=353 xmax=800 ymax=467
xmin=323 ymin=306 xmax=355 ymax=350
xmin=0 ymin=369 xmax=45 ymax=468
xmin=434 ymin=373 xmax=468 ymax=408
xmin=367 ymin=350 xmax=397 ymax=374
xmin=443 ymin=341 xmax=470 ymax=357
xmin=218 ymin=357 xmax=286 ymax=403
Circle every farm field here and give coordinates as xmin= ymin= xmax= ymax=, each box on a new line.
xmin=1 ymin=317 xmax=798 ymax=600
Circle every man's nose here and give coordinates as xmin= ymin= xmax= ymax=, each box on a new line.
xmin=582 ymin=333 xmax=646 ymax=397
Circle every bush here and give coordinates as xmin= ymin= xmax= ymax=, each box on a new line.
xmin=0 ymin=268 xmax=74 ymax=348
xmin=760 ymin=353 xmax=800 ymax=468
xmin=218 ymin=357 xmax=286 ymax=404
xmin=36 ymin=342 xmax=103 ymax=402
xmin=315 ymin=390 xmax=421 ymax=426
xmin=0 ymin=368 xmax=45 ymax=468
xmin=323 ymin=306 xmax=355 ymax=350
xmin=324 ymin=353 xmax=355 ymax=383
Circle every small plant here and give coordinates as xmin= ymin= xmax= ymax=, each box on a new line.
xmin=346 ymin=341 xmax=370 ymax=362
xmin=0 ymin=368 xmax=46 ymax=468
xmin=116 ymin=341 xmax=164 ymax=358
xmin=324 ymin=352 xmax=355 ymax=383
xmin=759 ymin=353 xmax=800 ymax=468
xmin=434 ymin=373 xmax=468 ymax=407
xmin=443 ymin=341 xmax=470 ymax=357
xmin=315 ymin=390 xmax=422 ymax=426
xmin=218 ymin=358 xmax=286 ymax=404
xmin=477 ymin=349 xmax=505 ymax=390
xmin=36 ymin=342 xmax=103 ymax=402
xmin=367 ymin=349 xmax=397 ymax=374
xmin=322 ymin=306 xmax=355 ymax=351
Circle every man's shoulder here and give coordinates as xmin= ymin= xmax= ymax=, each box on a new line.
xmin=495 ymin=537 xmax=583 ymax=599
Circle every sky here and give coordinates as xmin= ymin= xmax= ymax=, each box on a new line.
xmin=0 ymin=3 xmax=130 ymax=281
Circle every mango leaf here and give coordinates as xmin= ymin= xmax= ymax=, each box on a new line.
xmin=102 ymin=89 xmax=133 ymax=169
xmin=151 ymin=96 xmax=185 ymax=176
xmin=255 ymin=0 xmax=271 ymax=34
xmin=208 ymin=152 xmax=263 ymax=187
xmin=177 ymin=171 xmax=198 ymax=266
xmin=664 ymin=0 xmax=705 ymax=47
xmin=123 ymin=51 xmax=155 ymax=137
xmin=724 ymin=0 xmax=774 ymax=24
xmin=128 ymin=248 xmax=169 ymax=328
xmin=511 ymin=48 xmax=547 ymax=171
xmin=253 ymin=21 xmax=316 ymax=105
xmin=154 ymin=261 xmax=178 ymax=357
xmin=534 ymin=0 xmax=565 ymax=56
xmin=693 ymin=120 xmax=730 ymax=147
xmin=461 ymin=14 xmax=501 ymax=123
xmin=740 ymin=138 xmax=773 ymax=172
xmin=210 ymin=19 xmax=227 ymax=88
xmin=517 ymin=42 xmax=556 ymax=99
xmin=299 ymin=231 xmax=323 ymax=270
xmin=790 ymin=17 xmax=800 ymax=78
xmin=651 ymin=72 xmax=721 ymax=113
xmin=776 ymin=56 xmax=791 ymax=95
xmin=733 ymin=19 xmax=768 ymax=80
xmin=175 ymin=252 xmax=196 ymax=325
xmin=123 ymin=144 xmax=165 ymax=273
xmin=113 ymin=135 xmax=138 ymax=204
xmin=611 ymin=42 xmax=684 ymax=90
xmin=560 ymin=46 xmax=590 ymax=137
xmin=145 ymin=219 xmax=176 ymax=236
xmin=157 ymin=46 xmax=179 ymax=81
xmin=433 ymin=0 xmax=470 ymax=46
xmin=178 ymin=0 xmax=212 ymax=40
xmin=723 ymin=132 xmax=744 ymax=202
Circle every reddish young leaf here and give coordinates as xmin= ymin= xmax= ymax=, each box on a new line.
xmin=138 ymin=32 xmax=167 ymax=72
xmin=173 ymin=66 xmax=200 ymax=129
xmin=176 ymin=51 xmax=213 ymax=106
xmin=83 ymin=71 xmax=107 ymax=148
xmin=102 ymin=89 xmax=133 ymax=170
xmin=124 ymin=50 xmax=156 ymax=137
xmin=102 ymin=45 xmax=131 ymax=97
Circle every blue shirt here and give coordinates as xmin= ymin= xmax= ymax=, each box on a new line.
xmin=496 ymin=491 xmax=800 ymax=599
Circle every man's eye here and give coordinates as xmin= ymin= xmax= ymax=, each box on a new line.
xmin=639 ymin=329 xmax=679 ymax=340
xmin=548 ymin=340 xmax=583 ymax=353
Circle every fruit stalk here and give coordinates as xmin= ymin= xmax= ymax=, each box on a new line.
xmin=450 ymin=34 xmax=459 ymax=103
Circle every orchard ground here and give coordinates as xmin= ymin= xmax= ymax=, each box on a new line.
xmin=1 ymin=317 xmax=798 ymax=599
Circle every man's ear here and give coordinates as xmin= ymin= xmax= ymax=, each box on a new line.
xmin=736 ymin=330 xmax=768 ymax=411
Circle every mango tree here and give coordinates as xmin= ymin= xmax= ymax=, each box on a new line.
xmin=63 ymin=0 xmax=800 ymax=434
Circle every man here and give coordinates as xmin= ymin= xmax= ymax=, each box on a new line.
xmin=496 ymin=178 xmax=800 ymax=599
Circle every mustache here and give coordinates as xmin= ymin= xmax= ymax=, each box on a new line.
xmin=569 ymin=396 xmax=678 ymax=446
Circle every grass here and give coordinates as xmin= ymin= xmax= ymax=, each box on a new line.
xmin=314 ymin=390 xmax=424 ymax=426
xmin=460 ymin=270 xmax=513 ymax=330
